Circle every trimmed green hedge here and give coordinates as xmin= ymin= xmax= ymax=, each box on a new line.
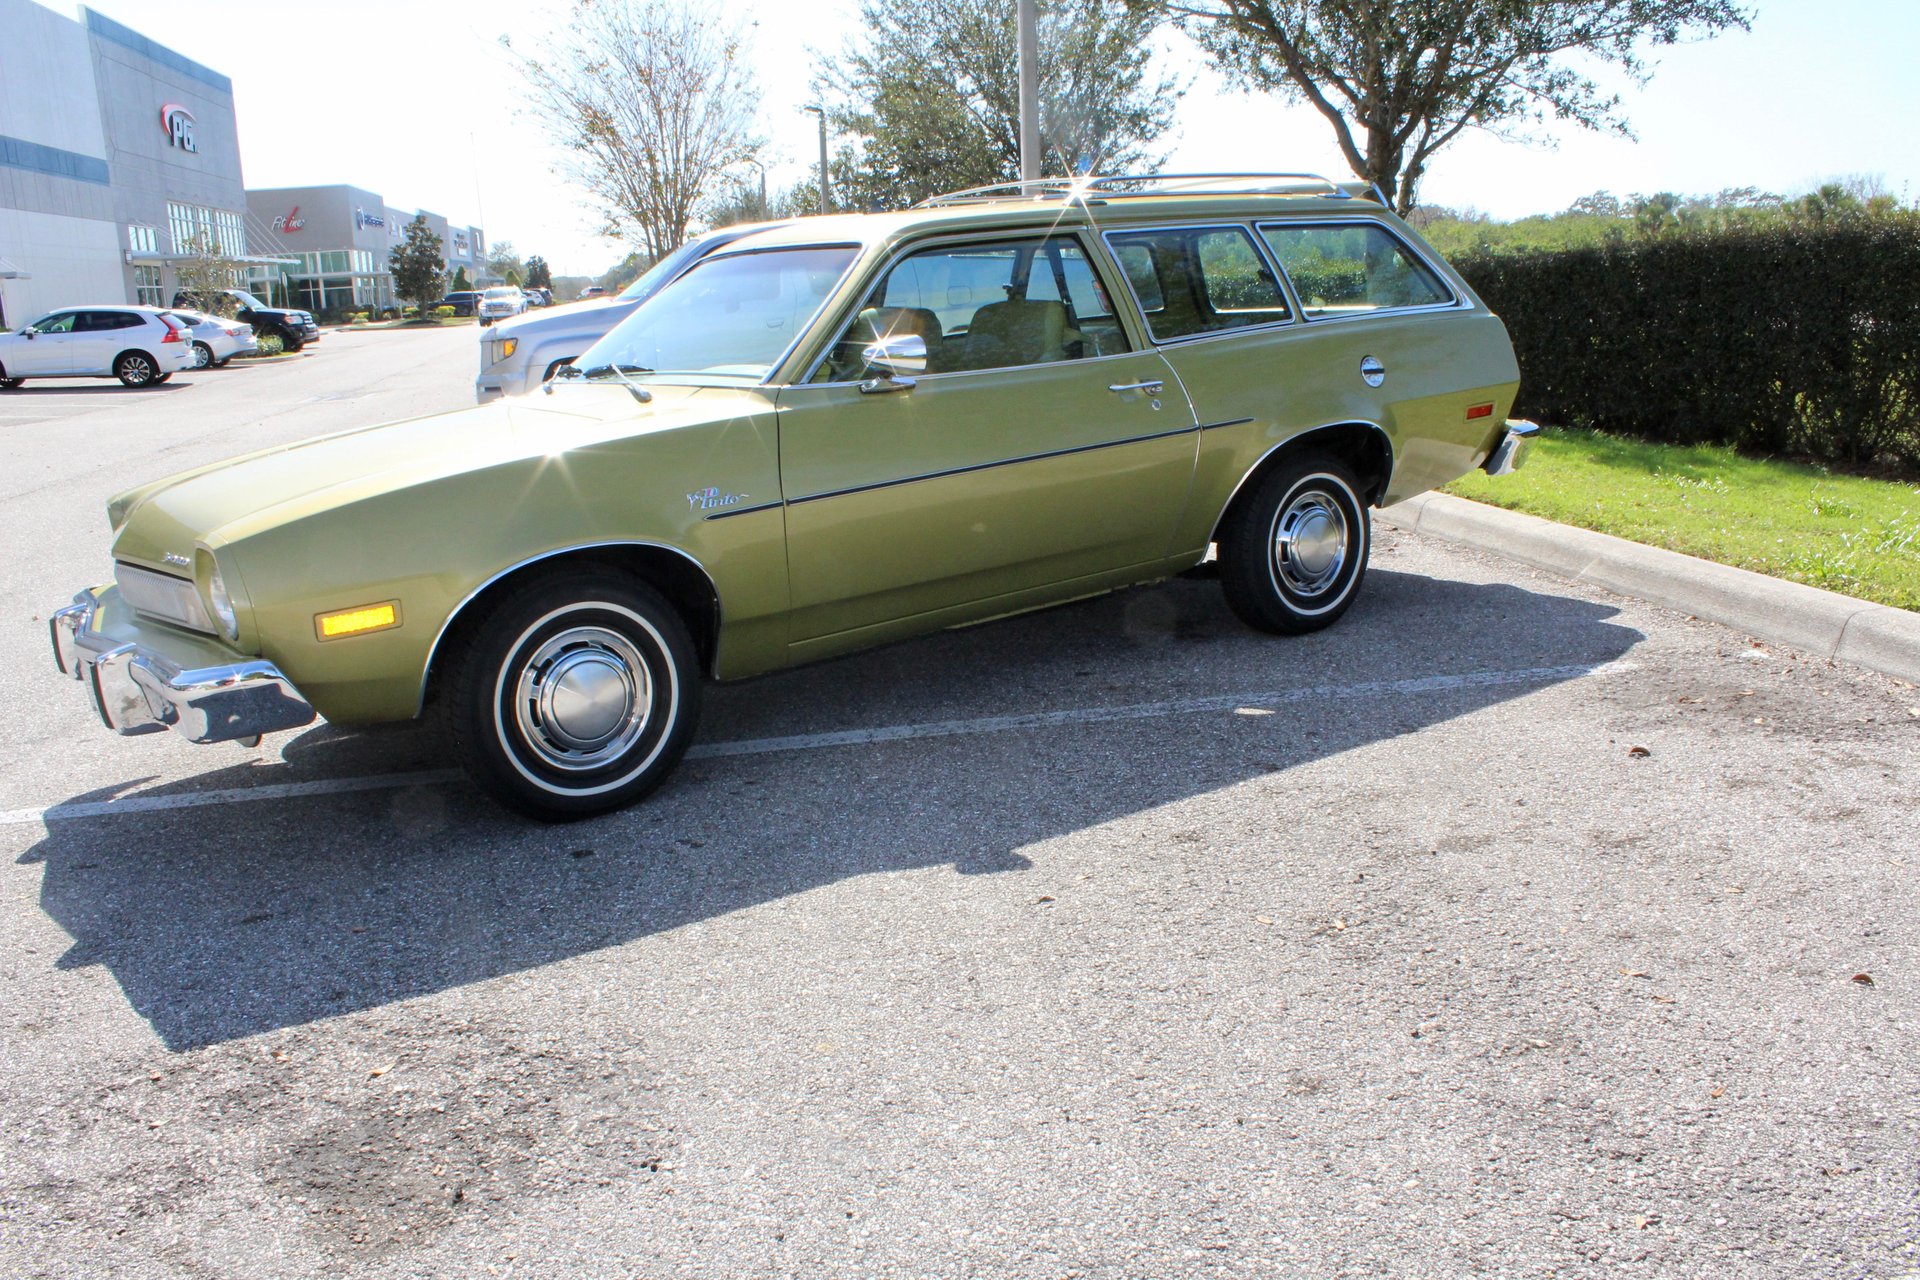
xmin=1455 ymin=221 xmax=1920 ymax=471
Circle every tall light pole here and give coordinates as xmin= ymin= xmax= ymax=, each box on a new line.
xmin=802 ymin=104 xmax=831 ymax=215
xmin=1017 ymin=0 xmax=1039 ymax=182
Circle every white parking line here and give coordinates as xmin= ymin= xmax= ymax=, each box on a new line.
xmin=1 ymin=661 xmax=1636 ymax=827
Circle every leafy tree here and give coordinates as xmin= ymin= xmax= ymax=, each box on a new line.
xmin=486 ymin=240 xmax=524 ymax=284
xmin=505 ymin=0 xmax=763 ymax=259
xmin=451 ymin=265 xmax=472 ymax=292
xmin=598 ymin=250 xmax=655 ymax=294
xmin=525 ymin=255 xmax=553 ymax=289
xmin=172 ymin=232 xmax=245 ymax=316
xmin=389 ymin=215 xmax=446 ymax=318
xmin=1159 ymin=0 xmax=1751 ymax=213
xmin=704 ymin=178 xmax=827 ymax=227
xmin=823 ymin=0 xmax=1180 ymax=211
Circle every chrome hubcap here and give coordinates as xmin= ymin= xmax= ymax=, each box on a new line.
xmin=512 ymin=625 xmax=652 ymax=771
xmin=124 ymin=357 xmax=151 ymax=383
xmin=1272 ymin=489 xmax=1349 ymax=597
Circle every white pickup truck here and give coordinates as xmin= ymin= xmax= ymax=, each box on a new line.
xmin=474 ymin=222 xmax=782 ymax=401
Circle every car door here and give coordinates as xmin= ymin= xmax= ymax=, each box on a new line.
xmin=10 ymin=311 xmax=79 ymax=374
xmin=71 ymin=311 xmax=135 ymax=374
xmin=775 ymin=231 xmax=1197 ymax=648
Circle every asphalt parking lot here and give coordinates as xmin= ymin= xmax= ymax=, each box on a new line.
xmin=3 ymin=326 xmax=1917 ymax=1279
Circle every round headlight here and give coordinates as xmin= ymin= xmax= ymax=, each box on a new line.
xmin=198 ymin=551 xmax=239 ymax=640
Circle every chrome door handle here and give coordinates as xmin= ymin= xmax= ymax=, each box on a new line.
xmin=1108 ymin=380 xmax=1164 ymax=394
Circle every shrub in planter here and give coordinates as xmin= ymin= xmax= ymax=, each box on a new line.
xmin=435 ymin=305 xmax=456 ymax=319
xmin=253 ymin=334 xmax=284 ymax=357
xmin=350 ymin=311 xmax=370 ymax=324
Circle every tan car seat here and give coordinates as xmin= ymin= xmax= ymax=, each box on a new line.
xmin=961 ymin=299 xmax=1074 ymax=370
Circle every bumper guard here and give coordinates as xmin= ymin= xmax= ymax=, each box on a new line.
xmin=49 ymin=591 xmax=316 ymax=744
xmin=1483 ymin=418 xmax=1540 ymax=478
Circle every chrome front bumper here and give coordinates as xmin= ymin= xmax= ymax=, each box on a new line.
xmin=49 ymin=590 xmax=316 ymax=744
xmin=1483 ymin=418 xmax=1541 ymax=477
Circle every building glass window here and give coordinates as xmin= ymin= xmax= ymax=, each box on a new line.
xmin=133 ymin=266 xmax=163 ymax=307
xmin=127 ymin=225 xmax=158 ymax=255
xmin=167 ymin=202 xmax=247 ymax=256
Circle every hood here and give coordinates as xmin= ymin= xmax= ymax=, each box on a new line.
xmin=492 ymin=295 xmax=634 ymax=339
xmin=108 ymin=384 xmax=759 ymax=569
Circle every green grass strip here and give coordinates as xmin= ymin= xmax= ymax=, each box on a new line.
xmin=1444 ymin=427 xmax=1920 ymax=611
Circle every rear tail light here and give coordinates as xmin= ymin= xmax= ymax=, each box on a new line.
xmin=161 ymin=323 xmax=184 ymax=343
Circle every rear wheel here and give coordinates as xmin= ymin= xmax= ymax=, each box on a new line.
xmin=446 ymin=573 xmax=702 ymax=821
xmin=114 ymin=351 xmax=157 ymax=387
xmin=1219 ymin=453 xmax=1371 ymax=634
xmin=191 ymin=341 xmax=213 ymax=369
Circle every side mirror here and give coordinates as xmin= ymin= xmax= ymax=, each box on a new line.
xmin=858 ymin=333 xmax=926 ymax=394
xmin=23 ymin=327 xmax=37 ymax=339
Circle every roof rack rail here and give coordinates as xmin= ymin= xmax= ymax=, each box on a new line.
xmin=915 ymin=172 xmax=1372 ymax=208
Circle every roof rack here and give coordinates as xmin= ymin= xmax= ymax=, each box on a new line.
xmin=914 ymin=172 xmax=1374 ymax=209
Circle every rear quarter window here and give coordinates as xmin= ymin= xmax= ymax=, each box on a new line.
xmin=1258 ymin=222 xmax=1452 ymax=318
xmin=1105 ymin=225 xmax=1291 ymax=342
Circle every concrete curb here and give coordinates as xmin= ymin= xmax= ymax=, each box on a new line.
xmin=1378 ymin=492 xmax=1920 ymax=685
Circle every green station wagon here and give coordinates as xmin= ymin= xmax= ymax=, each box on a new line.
xmin=50 ymin=174 xmax=1532 ymax=819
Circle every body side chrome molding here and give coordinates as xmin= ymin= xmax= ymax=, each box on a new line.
xmin=417 ymin=539 xmax=724 ymax=714
xmin=786 ymin=423 xmax=1199 ymax=507
xmin=704 ymin=501 xmax=784 ymax=522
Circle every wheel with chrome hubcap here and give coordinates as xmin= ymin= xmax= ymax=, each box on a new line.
xmin=1220 ymin=452 xmax=1370 ymax=634
xmin=192 ymin=341 xmax=213 ymax=370
xmin=448 ymin=573 xmax=701 ymax=820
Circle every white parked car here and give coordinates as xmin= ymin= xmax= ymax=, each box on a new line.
xmin=0 ymin=305 xmax=195 ymax=389
xmin=475 ymin=223 xmax=784 ymax=400
xmin=169 ymin=309 xmax=259 ymax=369
xmin=477 ymin=286 xmax=527 ymax=326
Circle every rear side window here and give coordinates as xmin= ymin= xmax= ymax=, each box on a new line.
xmin=1104 ymin=226 xmax=1291 ymax=342
xmin=1258 ymin=223 xmax=1452 ymax=317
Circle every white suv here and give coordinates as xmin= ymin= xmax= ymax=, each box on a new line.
xmin=475 ymin=223 xmax=783 ymax=400
xmin=0 ymin=306 xmax=196 ymax=388
xmin=476 ymin=286 xmax=526 ymax=326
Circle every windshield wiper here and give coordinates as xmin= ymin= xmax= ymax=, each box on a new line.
xmin=581 ymin=362 xmax=654 ymax=403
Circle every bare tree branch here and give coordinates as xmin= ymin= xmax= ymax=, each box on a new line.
xmin=505 ymin=0 xmax=763 ymax=259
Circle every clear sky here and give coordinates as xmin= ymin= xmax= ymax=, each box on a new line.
xmin=47 ymin=0 xmax=1920 ymax=276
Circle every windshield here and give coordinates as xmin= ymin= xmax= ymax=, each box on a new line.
xmin=573 ymin=245 xmax=859 ymax=382
xmin=484 ymin=287 xmax=519 ymax=299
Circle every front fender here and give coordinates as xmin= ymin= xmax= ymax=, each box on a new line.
xmin=228 ymin=389 xmax=788 ymax=723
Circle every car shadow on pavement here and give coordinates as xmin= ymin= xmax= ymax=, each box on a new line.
xmin=1 ymin=383 xmax=192 ymax=395
xmin=19 ymin=568 xmax=1643 ymax=1051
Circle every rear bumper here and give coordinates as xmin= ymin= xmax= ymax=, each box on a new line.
xmin=1482 ymin=419 xmax=1540 ymax=477
xmin=49 ymin=588 xmax=316 ymax=744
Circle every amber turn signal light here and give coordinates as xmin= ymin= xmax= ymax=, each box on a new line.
xmin=315 ymin=600 xmax=401 ymax=641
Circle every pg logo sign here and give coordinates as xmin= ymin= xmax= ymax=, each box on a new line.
xmin=160 ymin=103 xmax=197 ymax=153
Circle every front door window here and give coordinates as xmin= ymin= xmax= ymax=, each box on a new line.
xmin=812 ymin=235 xmax=1129 ymax=383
